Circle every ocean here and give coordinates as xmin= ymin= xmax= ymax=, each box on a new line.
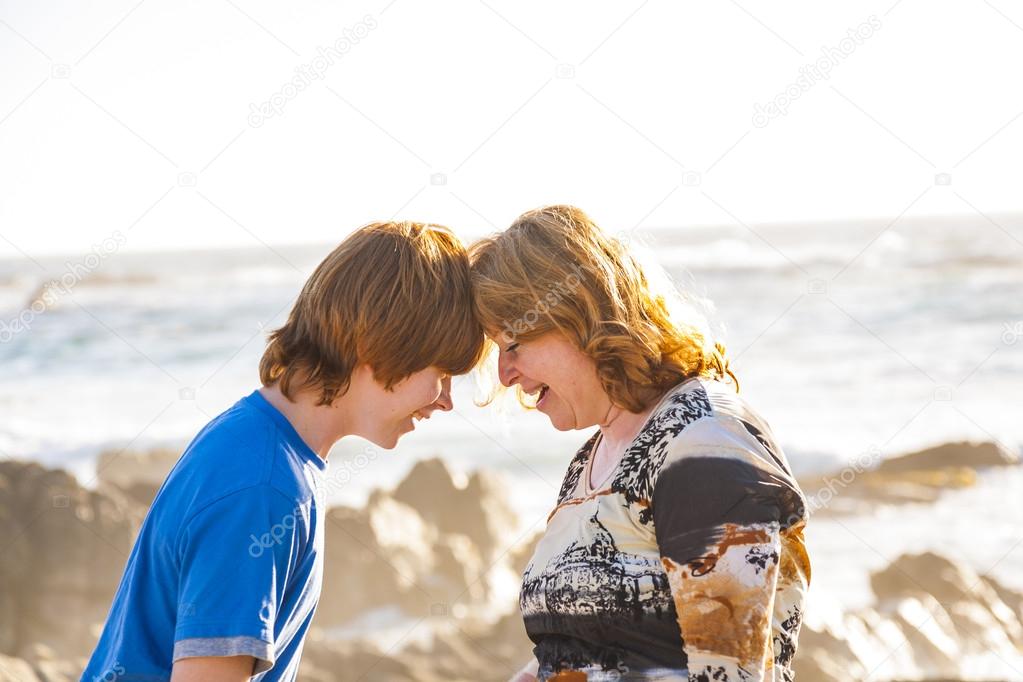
xmin=1 ymin=214 xmax=1021 ymax=613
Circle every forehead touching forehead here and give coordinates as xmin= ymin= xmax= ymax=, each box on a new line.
xmin=469 ymin=204 xmax=735 ymax=413
xmin=260 ymin=221 xmax=487 ymax=405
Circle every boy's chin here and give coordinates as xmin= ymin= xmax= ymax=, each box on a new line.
xmin=363 ymin=430 xmax=401 ymax=450
xmin=366 ymin=436 xmax=399 ymax=450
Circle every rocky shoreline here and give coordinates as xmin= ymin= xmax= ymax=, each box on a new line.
xmin=1 ymin=440 xmax=1021 ymax=681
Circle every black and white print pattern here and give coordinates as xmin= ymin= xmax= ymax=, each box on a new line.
xmin=610 ymin=386 xmax=713 ymax=525
xmin=521 ymin=378 xmax=811 ymax=682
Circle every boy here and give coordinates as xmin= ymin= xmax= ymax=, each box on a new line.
xmin=82 ymin=222 xmax=486 ymax=681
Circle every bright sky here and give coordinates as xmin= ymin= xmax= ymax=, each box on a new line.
xmin=2 ymin=0 xmax=1022 ymax=257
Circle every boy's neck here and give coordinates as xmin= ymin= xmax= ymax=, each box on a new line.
xmin=258 ymin=384 xmax=346 ymax=460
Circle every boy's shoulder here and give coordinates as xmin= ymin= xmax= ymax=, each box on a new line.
xmin=158 ymin=391 xmax=322 ymax=523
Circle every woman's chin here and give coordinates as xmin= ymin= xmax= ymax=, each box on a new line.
xmin=544 ymin=413 xmax=575 ymax=432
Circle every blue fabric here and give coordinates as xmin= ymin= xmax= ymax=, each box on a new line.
xmin=82 ymin=390 xmax=327 ymax=682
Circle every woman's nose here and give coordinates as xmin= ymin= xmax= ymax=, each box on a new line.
xmin=498 ymin=351 xmax=519 ymax=387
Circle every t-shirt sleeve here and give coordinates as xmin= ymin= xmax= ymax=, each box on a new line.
xmin=653 ymin=448 xmax=800 ymax=682
xmin=173 ymin=485 xmax=302 ymax=675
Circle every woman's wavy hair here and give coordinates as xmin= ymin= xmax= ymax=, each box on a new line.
xmin=469 ymin=205 xmax=737 ymax=412
xmin=260 ymin=221 xmax=486 ymax=405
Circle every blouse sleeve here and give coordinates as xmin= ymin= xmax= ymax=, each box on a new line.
xmin=653 ymin=448 xmax=798 ymax=682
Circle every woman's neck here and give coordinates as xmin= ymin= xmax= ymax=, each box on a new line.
xmin=598 ymin=399 xmax=658 ymax=454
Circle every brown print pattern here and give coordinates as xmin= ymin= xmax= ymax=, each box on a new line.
xmin=662 ymin=522 xmax=781 ymax=672
xmin=521 ymin=379 xmax=809 ymax=682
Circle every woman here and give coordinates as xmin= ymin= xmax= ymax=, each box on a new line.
xmin=470 ymin=206 xmax=811 ymax=682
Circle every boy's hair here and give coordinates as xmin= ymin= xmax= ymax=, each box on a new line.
xmin=260 ymin=221 xmax=486 ymax=405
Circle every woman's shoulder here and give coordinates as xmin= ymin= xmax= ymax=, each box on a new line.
xmin=617 ymin=377 xmax=804 ymax=515
xmin=637 ymin=376 xmax=719 ymax=443
xmin=551 ymin=376 xmax=802 ymax=521
xmin=649 ymin=377 xmax=789 ymax=465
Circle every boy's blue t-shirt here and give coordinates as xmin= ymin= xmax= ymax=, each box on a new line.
xmin=82 ymin=390 xmax=327 ymax=682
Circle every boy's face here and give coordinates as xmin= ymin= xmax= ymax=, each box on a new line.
xmin=347 ymin=364 xmax=453 ymax=448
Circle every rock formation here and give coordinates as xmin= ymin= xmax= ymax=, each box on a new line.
xmin=799 ymin=440 xmax=1019 ymax=512
xmin=2 ymin=444 xmax=1022 ymax=682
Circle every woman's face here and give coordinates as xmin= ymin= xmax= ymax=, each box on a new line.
xmin=493 ymin=331 xmax=610 ymax=431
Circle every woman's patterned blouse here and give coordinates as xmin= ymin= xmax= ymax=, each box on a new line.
xmin=520 ymin=377 xmax=811 ymax=681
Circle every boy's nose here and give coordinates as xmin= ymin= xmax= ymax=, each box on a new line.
xmin=435 ymin=376 xmax=453 ymax=411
